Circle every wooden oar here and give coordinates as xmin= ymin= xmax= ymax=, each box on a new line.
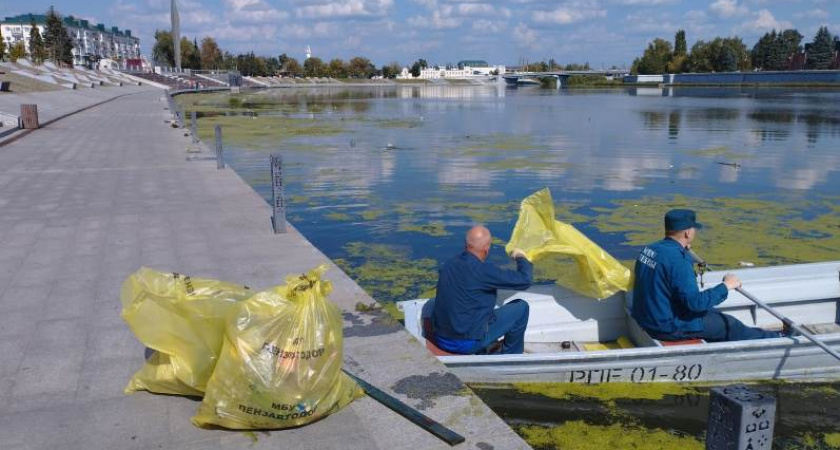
xmin=688 ymin=248 xmax=840 ymax=363
xmin=342 ymin=369 xmax=466 ymax=446
xmin=736 ymin=287 xmax=840 ymax=363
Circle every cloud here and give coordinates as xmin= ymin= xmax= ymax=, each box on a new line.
xmin=793 ymin=9 xmax=829 ymax=20
xmin=610 ymin=0 xmax=679 ymax=4
xmin=513 ymin=22 xmax=537 ymax=47
xmin=532 ymin=6 xmax=607 ymax=25
xmin=471 ymin=19 xmax=507 ymax=34
xmin=741 ymin=9 xmax=793 ymax=32
xmin=296 ymin=0 xmax=393 ymax=19
xmin=407 ymin=11 xmax=462 ymax=29
xmin=225 ymin=0 xmax=289 ymax=24
xmin=709 ymin=0 xmax=749 ymax=18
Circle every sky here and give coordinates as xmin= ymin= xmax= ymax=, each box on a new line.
xmin=1 ymin=0 xmax=838 ymax=67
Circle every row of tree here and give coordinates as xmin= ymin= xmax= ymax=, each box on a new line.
xmin=153 ymin=30 xmax=403 ymax=78
xmin=633 ymin=26 xmax=838 ymax=74
xmin=0 ymin=8 xmax=75 ymax=66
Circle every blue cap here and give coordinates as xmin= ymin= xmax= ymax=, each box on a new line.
xmin=665 ymin=209 xmax=703 ymax=231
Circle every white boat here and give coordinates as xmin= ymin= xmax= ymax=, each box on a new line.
xmin=399 ymin=261 xmax=840 ymax=384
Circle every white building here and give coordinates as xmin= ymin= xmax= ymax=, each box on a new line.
xmin=398 ymin=59 xmax=506 ymax=80
xmin=1 ymin=13 xmax=140 ymax=68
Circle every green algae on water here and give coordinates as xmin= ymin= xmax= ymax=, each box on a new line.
xmin=398 ymin=221 xmax=451 ymax=237
xmin=513 ymin=382 xmax=703 ymax=406
xmin=324 ymin=212 xmax=352 ymax=221
xmin=686 ymin=145 xmax=753 ymax=161
xmin=519 ymin=421 xmax=703 ymax=450
xmin=825 ymin=433 xmax=840 ymax=448
xmin=335 ymin=242 xmax=438 ymax=301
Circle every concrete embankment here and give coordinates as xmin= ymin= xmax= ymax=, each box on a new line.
xmin=0 ymin=88 xmax=531 ymax=449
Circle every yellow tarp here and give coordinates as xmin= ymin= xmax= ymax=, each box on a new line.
xmin=506 ymin=188 xmax=632 ymax=299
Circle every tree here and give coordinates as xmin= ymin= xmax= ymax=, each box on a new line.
xmin=29 ymin=20 xmax=47 ymax=65
xmin=685 ymin=37 xmax=750 ymax=72
xmin=43 ymin=7 xmax=73 ymax=66
xmin=200 ymin=36 xmax=223 ymax=70
xmin=153 ymin=30 xmax=175 ymax=67
xmin=348 ymin=56 xmax=375 ymax=78
xmin=303 ymin=56 xmax=326 ymax=77
xmin=807 ymin=26 xmax=835 ymax=70
xmin=284 ymin=57 xmax=302 ymax=76
xmin=753 ymin=29 xmax=803 ymax=71
xmin=0 ymin=26 xmax=5 ymax=61
xmin=381 ymin=61 xmax=402 ymax=79
xmin=180 ymin=37 xmax=200 ymax=70
xmin=328 ymin=58 xmax=347 ymax=78
xmin=633 ymin=38 xmax=672 ymax=74
xmin=9 ymin=42 xmax=27 ymax=62
xmin=674 ymin=29 xmax=687 ymax=57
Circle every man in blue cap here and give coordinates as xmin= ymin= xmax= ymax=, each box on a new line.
xmin=631 ymin=209 xmax=781 ymax=342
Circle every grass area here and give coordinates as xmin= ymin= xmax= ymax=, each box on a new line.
xmin=0 ymin=72 xmax=61 ymax=93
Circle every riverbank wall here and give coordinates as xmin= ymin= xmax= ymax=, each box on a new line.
xmin=668 ymin=70 xmax=840 ymax=86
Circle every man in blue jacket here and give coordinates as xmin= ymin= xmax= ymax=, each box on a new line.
xmin=632 ymin=209 xmax=781 ymax=342
xmin=430 ymin=225 xmax=533 ymax=354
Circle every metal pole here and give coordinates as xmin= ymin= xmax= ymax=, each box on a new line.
xmin=342 ymin=370 xmax=465 ymax=446
xmin=270 ymin=154 xmax=286 ymax=234
xmin=214 ymin=125 xmax=224 ymax=169
xmin=737 ymin=288 xmax=840 ymax=363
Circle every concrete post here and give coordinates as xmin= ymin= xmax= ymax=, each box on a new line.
xmin=20 ymin=104 xmax=40 ymax=129
xmin=706 ymin=385 xmax=775 ymax=450
xmin=270 ymin=154 xmax=286 ymax=234
xmin=214 ymin=125 xmax=225 ymax=170
xmin=191 ymin=111 xmax=197 ymax=143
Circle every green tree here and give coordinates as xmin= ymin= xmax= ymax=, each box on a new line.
xmin=806 ymin=26 xmax=835 ymax=70
xmin=381 ymin=61 xmax=402 ymax=79
xmin=409 ymin=58 xmax=428 ymax=77
xmin=0 ymin=26 xmax=5 ymax=61
xmin=303 ymin=56 xmax=326 ymax=77
xmin=327 ymin=58 xmax=347 ymax=78
xmin=29 ymin=21 xmax=47 ymax=65
xmin=674 ymin=29 xmax=687 ymax=57
xmin=180 ymin=37 xmax=201 ymax=70
xmin=199 ymin=36 xmax=222 ymax=70
xmin=281 ymin=56 xmax=301 ymax=76
xmin=9 ymin=42 xmax=27 ymax=62
xmin=153 ymin=30 xmax=175 ymax=67
xmin=348 ymin=56 xmax=375 ymax=78
xmin=686 ymin=37 xmax=750 ymax=72
xmin=43 ymin=7 xmax=73 ymax=66
xmin=633 ymin=38 xmax=673 ymax=74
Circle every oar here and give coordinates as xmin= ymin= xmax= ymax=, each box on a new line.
xmin=688 ymin=249 xmax=840 ymax=363
xmin=736 ymin=287 xmax=840 ymax=363
xmin=342 ymin=369 xmax=466 ymax=446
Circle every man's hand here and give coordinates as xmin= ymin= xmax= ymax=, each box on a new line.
xmin=510 ymin=248 xmax=528 ymax=260
xmin=723 ymin=273 xmax=741 ymax=290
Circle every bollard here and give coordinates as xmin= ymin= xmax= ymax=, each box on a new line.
xmin=706 ymin=385 xmax=775 ymax=450
xmin=270 ymin=154 xmax=286 ymax=234
xmin=191 ymin=111 xmax=198 ymax=143
xmin=177 ymin=105 xmax=185 ymax=128
xmin=20 ymin=104 xmax=39 ymax=129
xmin=214 ymin=125 xmax=225 ymax=169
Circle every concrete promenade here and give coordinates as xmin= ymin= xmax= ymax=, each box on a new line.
xmin=0 ymin=88 xmax=531 ymax=449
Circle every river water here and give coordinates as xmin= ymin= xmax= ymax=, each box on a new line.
xmin=182 ymin=85 xmax=840 ymax=449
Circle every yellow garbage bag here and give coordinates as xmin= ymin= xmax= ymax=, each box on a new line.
xmin=192 ymin=265 xmax=363 ymax=430
xmin=121 ymin=267 xmax=252 ymax=395
xmin=506 ymin=188 xmax=632 ymax=299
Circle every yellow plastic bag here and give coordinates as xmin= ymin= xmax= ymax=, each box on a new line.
xmin=121 ymin=267 xmax=252 ymax=395
xmin=192 ymin=265 xmax=363 ymax=430
xmin=506 ymin=188 xmax=632 ymax=299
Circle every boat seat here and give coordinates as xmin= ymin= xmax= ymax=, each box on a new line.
xmin=421 ymin=317 xmax=502 ymax=356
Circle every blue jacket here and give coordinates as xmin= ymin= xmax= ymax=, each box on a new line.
xmin=432 ymin=251 xmax=533 ymax=340
xmin=631 ymin=238 xmax=729 ymax=335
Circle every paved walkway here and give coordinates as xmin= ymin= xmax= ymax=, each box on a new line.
xmin=0 ymin=89 xmax=531 ymax=449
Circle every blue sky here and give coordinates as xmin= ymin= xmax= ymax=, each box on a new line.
xmin=3 ymin=0 xmax=838 ymax=67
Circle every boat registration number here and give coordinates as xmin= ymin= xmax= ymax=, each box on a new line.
xmin=567 ymin=364 xmax=703 ymax=384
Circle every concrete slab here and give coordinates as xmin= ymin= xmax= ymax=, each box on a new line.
xmin=0 ymin=90 xmax=531 ymax=449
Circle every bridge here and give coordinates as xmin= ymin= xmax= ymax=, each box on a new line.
xmin=503 ymin=70 xmax=630 ymax=88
